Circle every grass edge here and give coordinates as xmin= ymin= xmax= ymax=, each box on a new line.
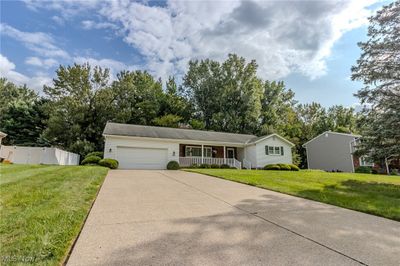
xmin=184 ymin=169 xmax=400 ymax=222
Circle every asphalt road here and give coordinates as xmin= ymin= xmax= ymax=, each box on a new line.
xmin=67 ymin=170 xmax=400 ymax=266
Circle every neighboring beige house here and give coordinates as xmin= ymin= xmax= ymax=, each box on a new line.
xmin=0 ymin=131 xmax=6 ymax=145
xmin=303 ymin=131 xmax=365 ymax=172
xmin=103 ymin=122 xmax=295 ymax=170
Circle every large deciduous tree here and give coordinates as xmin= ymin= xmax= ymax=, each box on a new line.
xmin=43 ymin=64 xmax=112 ymax=155
xmin=183 ymin=54 xmax=263 ymax=134
xmin=0 ymin=78 xmax=48 ymax=146
xmin=351 ymin=1 xmax=400 ymax=162
xmin=110 ymin=70 xmax=164 ymax=125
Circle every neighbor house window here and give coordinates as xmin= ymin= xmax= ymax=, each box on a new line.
xmin=185 ymin=146 xmax=212 ymax=157
xmin=359 ymin=156 xmax=374 ymax=167
xmin=265 ymin=145 xmax=284 ymax=156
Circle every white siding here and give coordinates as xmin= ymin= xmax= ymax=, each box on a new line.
xmin=244 ymin=145 xmax=257 ymax=167
xmin=104 ymin=136 xmax=179 ymax=169
xmin=254 ymin=137 xmax=292 ymax=168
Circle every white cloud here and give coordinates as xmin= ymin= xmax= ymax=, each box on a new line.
xmin=52 ymin=15 xmax=65 ymax=26
xmin=21 ymin=0 xmax=379 ymax=82
xmin=81 ymin=20 xmax=118 ymax=30
xmin=97 ymin=0 xmax=379 ymax=81
xmin=0 ymin=54 xmax=52 ymax=92
xmin=25 ymin=57 xmax=58 ymax=69
xmin=0 ymin=23 xmax=69 ymax=59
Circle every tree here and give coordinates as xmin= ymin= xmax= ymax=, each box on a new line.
xmin=110 ymin=70 xmax=164 ymax=125
xmin=259 ymin=81 xmax=297 ymax=135
xmin=0 ymin=78 xmax=37 ymax=114
xmin=325 ymin=105 xmax=356 ymax=133
xmin=0 ymin=79 xmax=47 ymax=146
xmin=351 ymin=1 xmax=400 ymax=162
xmin=158 ymin=77 xmax=192 ymax=124
xmin=43 ymin=63 xmax=112 ymax=155
xmin=183 ymin=54 xmax=263 ymax=134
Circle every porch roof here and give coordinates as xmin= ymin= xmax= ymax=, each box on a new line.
xmin=103 ymin=122 xmax=257 ymax=144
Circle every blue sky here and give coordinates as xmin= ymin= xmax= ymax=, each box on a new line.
xmin=0 ymin=0 xmax=389 ymax=107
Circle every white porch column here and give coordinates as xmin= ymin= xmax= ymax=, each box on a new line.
xmin=223 ymin=146 xmax=226 ymax=164
xmin=201 ymin=144 xmax=204 ymax=164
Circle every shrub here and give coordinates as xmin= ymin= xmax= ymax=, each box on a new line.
xmin=98 ymin=158 xmax=119 ymax=169
xmin=355 ymin=166 xmax=372 ymax=174
xmin=277 ymin=163 xmax=291 ymax=171
xmin=264 ymin=164 xmax=281 ymax=170
xmin=199 ymin=163 xmax=211 ymax=168
xmin=289 ymin=164 xmax=300 ymax=171
xmin=390 ymin=169 xmax=399 ymax=176
xmin=81 ymin=155 xmax=101 ymax=165
xmin=210 ymin=164 xmax=220 ymax=168
xmin=167 ymin=161 xmax=180 ymax=170
xmin=371 ymin=168 xmax=378 ymax=174
xmin=85 ymin=151 xmax=103 ymax=159
xmin=220 ymin=164 xmax=231 ymax=169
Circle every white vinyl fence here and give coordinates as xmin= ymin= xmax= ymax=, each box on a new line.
xmin=0 ymin=146 xmax=80 ymax=165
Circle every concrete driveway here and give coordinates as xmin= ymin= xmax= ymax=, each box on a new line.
xmin=67 ymin=170 xmax=400 ymax=266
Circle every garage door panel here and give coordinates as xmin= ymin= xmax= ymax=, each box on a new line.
xmin=116 ymin=147 xmax=168 ymax=169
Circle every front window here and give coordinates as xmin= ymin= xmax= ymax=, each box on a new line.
xmin=266 ymin=145 xmax=282 ymax=155
xmin=185 ymin=146 xmax=212 ymax=157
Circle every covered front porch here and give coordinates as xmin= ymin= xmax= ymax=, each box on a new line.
xmin=178 ymin=144 xmax=243 ymax=169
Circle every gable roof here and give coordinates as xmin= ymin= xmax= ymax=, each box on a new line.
xmin=302 ymin=131 xmax=361 ymax=147
xmin=103 ymin=122 xmax=257 ymax=144
xmin=0 ymin=131 xmax=7 ymax=137
xmin=247 ymin=133 xmax=295 ymax=147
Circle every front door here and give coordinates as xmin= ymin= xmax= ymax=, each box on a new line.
xmin=227 ymin=148 xmax=235 ymax=159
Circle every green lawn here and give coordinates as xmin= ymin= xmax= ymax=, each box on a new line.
xmin=0 ymin=164 xmax=108 ymax=265
xmin=187 ymin=169 xmax=400 ymax=221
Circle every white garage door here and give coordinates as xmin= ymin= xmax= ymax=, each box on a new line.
xmin=116 ymin=147 xmax=168 ymax=169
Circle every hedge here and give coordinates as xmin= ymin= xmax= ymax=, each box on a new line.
xmin=264 ymin=164 xmax=281 ymax=170
xmin=85 ymin=151 xmax=104 ymax=159
xmin=355 ymin=166 xmax=372 ymax=174
xmin=81 ymin=155 xmax=101 ymax=165
xmin=167 ymin=161 xmax=180 ymax=170
xmin=289 ymin=164 xmax=300 ymax=171
xmin=98 ymin=158 xmax=119 ymax=169
xmin=264 ymin=163 xmax=300 ymax=171
xmin=277 ymin=163 xmax=291 ymax=171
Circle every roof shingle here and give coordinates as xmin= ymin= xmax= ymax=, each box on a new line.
xmin=103 ymin=122 xmax=257 ymax=144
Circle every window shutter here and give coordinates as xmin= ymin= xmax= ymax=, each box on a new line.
xmin=281 ymin=146 xmax=284 ymax=156
xmin=265 ymin=145 xmax=269 ymax=155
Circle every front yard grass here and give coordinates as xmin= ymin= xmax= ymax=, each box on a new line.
xmin=0 ymin=164 xmax=108 ymax=265
xmin=186 ymin=169 xmax=400 ymax=221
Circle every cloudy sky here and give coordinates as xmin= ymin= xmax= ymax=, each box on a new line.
xmin=0 ymin=0 xmax=389 ymax=106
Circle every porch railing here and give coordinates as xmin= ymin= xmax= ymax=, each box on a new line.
xmin=179 ymin=157 xmax=241 ymax=169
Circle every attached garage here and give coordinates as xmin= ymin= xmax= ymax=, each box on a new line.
xmin=116 ymin=147 xmax=168 ymax=169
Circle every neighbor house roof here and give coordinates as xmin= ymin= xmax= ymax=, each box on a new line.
xmin=302 ymin=131 xmax=361 ymax=147
xmin=0 ymin=131 xmax=7 ymax=137
xmin=103 ymin=122 xmax=257 ymax=144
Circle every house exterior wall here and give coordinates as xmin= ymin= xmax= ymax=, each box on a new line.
xmin=244 ymin=144 xmax=257 ymax=167
xmin=0 ymin=146 xmax=79 ymax=165
xmin=253 ymin=137 xmax=293 ymax=168
xmin=305 ymin=132 xmax=356 ymax=172
xmin=104 ymin=136 xmax=180 ymax=163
